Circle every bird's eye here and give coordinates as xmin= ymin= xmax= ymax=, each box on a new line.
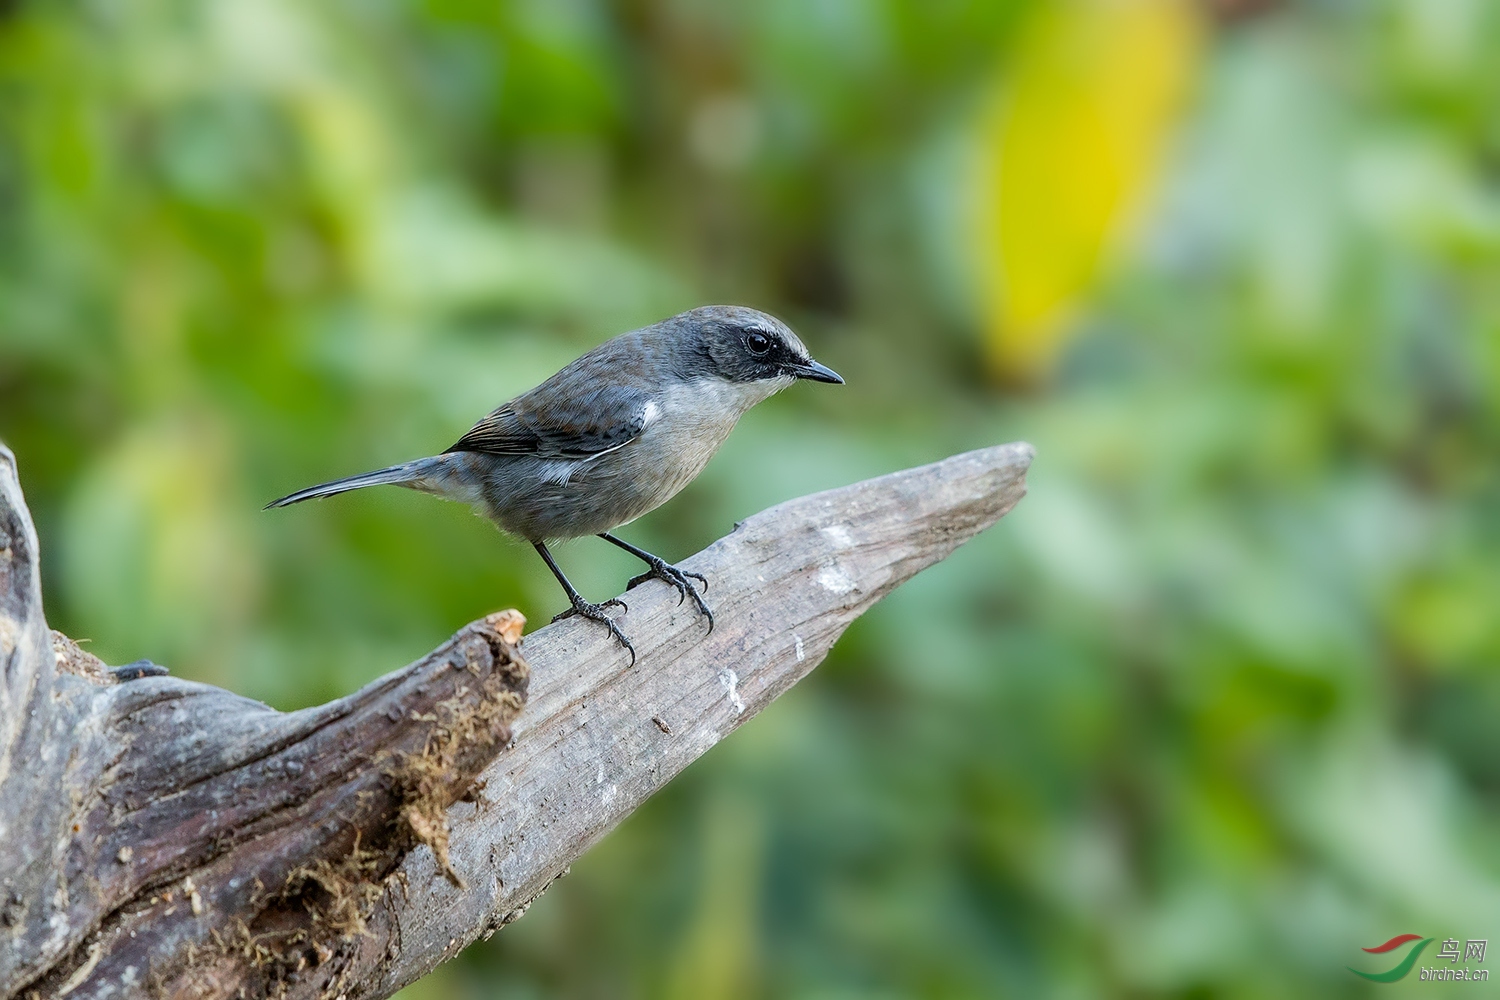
xmin=746 ymin=331 xmax=771 ymax=355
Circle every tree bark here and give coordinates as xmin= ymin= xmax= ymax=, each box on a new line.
xmin=0 ymin=440 xmax=1032 ymax=999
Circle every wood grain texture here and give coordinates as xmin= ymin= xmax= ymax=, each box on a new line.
xmin=0 ymin=441 xmax=1031 ymax=999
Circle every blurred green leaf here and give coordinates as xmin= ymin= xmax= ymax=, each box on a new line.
xmin=0 ymin=1 xmax=1497 ymax=998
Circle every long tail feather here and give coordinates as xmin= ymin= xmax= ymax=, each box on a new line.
xmin=264 ymin=461 xmax=427 ymax=509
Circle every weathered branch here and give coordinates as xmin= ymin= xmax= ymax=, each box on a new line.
xmin=0 ymin=440 xmax=1032 ymax=999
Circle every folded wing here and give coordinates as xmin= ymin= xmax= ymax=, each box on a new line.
xmin=445 ymin=383 xmax=657 ymax=461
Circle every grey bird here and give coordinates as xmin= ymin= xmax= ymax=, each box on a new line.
xmin=267 ymin=305 xmax=843 ymax=662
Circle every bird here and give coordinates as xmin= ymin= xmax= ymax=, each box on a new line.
xmin=267 ymin=305 xmax=843 ymax=663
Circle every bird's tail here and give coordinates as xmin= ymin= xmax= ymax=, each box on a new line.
xmin=264 ymin=459 xmax=437 ymax=509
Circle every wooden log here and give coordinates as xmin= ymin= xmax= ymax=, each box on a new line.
xmin=0 ymin=441 xmax=1032 ymax=999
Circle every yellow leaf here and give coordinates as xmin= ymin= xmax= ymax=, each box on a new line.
xmin=974 ymin=0 xmax=1203 ymax=383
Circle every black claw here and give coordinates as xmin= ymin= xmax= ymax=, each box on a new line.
xmin=552 ymin=599 xmax=636 ymax=665
xmin=624 ymin=560 xmax=714 ymax=632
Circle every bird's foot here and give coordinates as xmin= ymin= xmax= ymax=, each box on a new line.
xmin=627 ymin=559 xmax=714 ymax=632
xmin=552 ymin=597 xmax=636 ymax=665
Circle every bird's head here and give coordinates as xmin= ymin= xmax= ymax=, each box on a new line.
xmin=668 ymin=305 xmax=844 ymax=388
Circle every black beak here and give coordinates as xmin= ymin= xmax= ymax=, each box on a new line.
xmin=791 ymin=359 xmax=844 ymax=384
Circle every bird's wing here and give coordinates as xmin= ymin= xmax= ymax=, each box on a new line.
xmin=444 ymin=382 xmax=658 ymax=460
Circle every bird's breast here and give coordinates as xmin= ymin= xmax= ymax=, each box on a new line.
xmin=564 ymin=379 xmax=760 ymax=521
xmin=621 ymin=387 xmax=740 ymax=492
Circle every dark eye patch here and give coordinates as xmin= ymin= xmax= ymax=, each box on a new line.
xmin=746 ymin=331 xmax=771 ymax=355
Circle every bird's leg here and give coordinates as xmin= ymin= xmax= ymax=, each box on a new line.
xmin=597 ymin=532 xmax=713 ymax=632
xmin=533 ymin=541 xmax=635 ymax=665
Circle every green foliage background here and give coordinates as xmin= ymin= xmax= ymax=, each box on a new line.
xmin=2 ymin=1 xmax=1498 ymax=997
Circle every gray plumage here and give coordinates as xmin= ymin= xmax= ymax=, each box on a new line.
xmin=267 ymin=305 xmax=843 ymax=661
